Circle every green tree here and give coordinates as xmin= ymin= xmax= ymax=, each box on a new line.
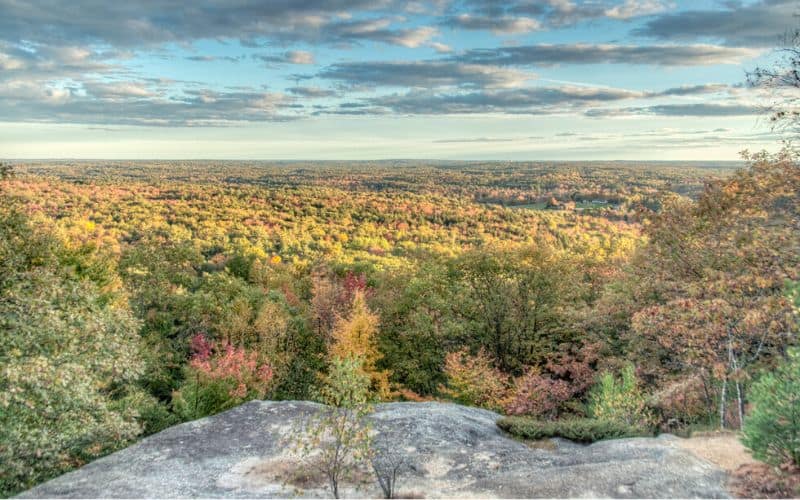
xmin=741 ymin=347 xmax=800 ymax=466
xmin=0 ymin=204 xmax=146 ymax=496
xmin=455 ymin=244 xmax=580 ymax=373
xmin=742 ymin=282 xmax=800 ymax=466
xmin=375 ymin=262 xmax=460 ymax=396
xmin=0 ymin=162 xmax=12 ymax=180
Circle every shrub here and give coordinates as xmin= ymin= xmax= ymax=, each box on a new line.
xmin=588 ymin=364 xmax=654 ymax=430
xmin=505 ymin=342 xmax=599 ymax=418
xmin=440 ymin=348 xmax=509 ymax=411
xmin=741 ymin=347 xmax=800 ymax=467
xmin=506 ymin=369 xmax=573 ymax=418
xmin=497 ymin=416 xmax=646 ymax=443
xmin=172 ymin=334 xmax=274 ymax=420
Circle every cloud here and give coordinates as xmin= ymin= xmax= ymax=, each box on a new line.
xmin=454 ymin=43 xmax=760 ymax=67
xmin=656 ymin=83 xmax=730 ymax=96
xmin=324 ymin=82 xmax=741 ymax=116
xmin=0 ymin=1 xmax=437 ymax=51
xmin=317 ymin=60 xmax=533 ymax=89
xmin=256 ymin=51 xmax=316 ymax=65
xmin=604 ymin=0 xmax=671 ymax=19
xmin=499 ymin=0 xmax=673 ymax=27
xmin=585 ymin=103 xmax=762 ymax=117
xmin=0 ymin=80 xmax=75 ymax=103
xmin=287 ymin=86 xmax=339 ymax=98
xmin=0 ymin=42 xmax=118 ymax=81
xmin=635 ymin=0 xmax=798 ymax=47
xmin=429 ymin=42 xmax=453 ymax=53
xmin=83 ymin=81 xmax=158 ymax=99
xmin=324 ymin=19 xmax=438 ymax=47
xmin=530 ymin=127 xmax=777 ymax=149
xmin=185 ymin=55 xmax=243 ymax=63
xmin=442 ymin=14 xmax=541 ymax=34
xmin=432 ymin=137 xmax=517 ymax=143
xmin=0 ymin=0 xmax=775 ymax=129
xmin=286 ymin=50 xmax=314 ymax=64
xmin=357 ymin=85 xmax=648 ymax=114
xmin=0 ymin=82 xmax=299 ymax=126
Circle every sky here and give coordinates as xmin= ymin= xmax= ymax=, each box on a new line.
xmin=0 ymin=0 xmax=796 ymax=160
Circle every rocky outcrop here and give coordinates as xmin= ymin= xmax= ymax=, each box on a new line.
xmin=20 ymin=401 xmax=729 ymax=498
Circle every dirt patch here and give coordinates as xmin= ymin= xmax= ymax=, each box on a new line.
xmin=674 ymin=433 xmax=800 ymax=498
xmin=244 ymin=456 xmax=328 ymax=490
xmin=674 ymin=432 xmax=758 ymax=473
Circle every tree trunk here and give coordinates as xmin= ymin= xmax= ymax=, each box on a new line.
xmin=719 ymin=377 xmax=727 ymax=430
xmin=735 ymin=380 xmax=744 ymax=430
xmin=728 ymin=333 xmax=744 ymax=429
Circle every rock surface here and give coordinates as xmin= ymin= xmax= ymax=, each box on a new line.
xmin=20 ymin=401 xmax=729 ymax=498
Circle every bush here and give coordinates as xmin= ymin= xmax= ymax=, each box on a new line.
xmin=497 ymin=416 xmax=647 ymax=443
xmin=742 ymin=347 xmax=800 ymax=467
xmin=440 ymin=348 xmax=509 ymax=411
xmin=588 ymin=364 xmax=654 ymax=430
xmin=506 ymin=370 xmax=574 ymax=418
xmin=505 ymin=342 xmax=599 ymax=418
xmin=172 ymin=334 xmax=274 ymax=421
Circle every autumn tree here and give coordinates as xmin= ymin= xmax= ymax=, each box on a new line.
xmin=505 ymin=342 xmax=599 ymax=418
xmin=330 ymin=291 xmax=391 ymax=399
xmin=172 ymin=334 xmax=274 ymax=420
xmin=311 ymin=267 xmax=341 ymax=339
xmin=311 ymin=268 xmax=371 ymax=340
xmin=627 ymin=148 xmax=800 ymax=428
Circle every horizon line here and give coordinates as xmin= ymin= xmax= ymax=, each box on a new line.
xmin=2 ymin=157 xmax=747 ymax=164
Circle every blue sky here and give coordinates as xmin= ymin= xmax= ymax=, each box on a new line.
xmin=0 ymin=0 xmax=795 ymax=159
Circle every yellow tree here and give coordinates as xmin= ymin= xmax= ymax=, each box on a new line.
xmin=329 ymin=291 xmax=391 ymax=399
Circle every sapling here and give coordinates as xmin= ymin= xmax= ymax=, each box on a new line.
xmin=298 ymin=356 xmax=374 ymax=498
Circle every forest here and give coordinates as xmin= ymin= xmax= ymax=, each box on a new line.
xmin=1 ymin=150 xmax=798 ymax=496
